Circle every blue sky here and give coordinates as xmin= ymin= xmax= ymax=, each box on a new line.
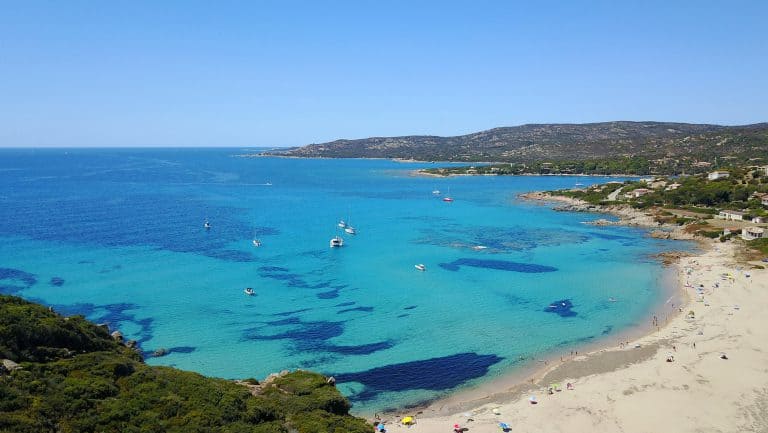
xmin=1 ymin=1 xmax=766 ymax=147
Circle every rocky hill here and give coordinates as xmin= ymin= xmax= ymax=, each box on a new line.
xmin=0 ymin=295 xmax=370 ymax=433
xmin=270 ymin=121 xmax=768 ymax=163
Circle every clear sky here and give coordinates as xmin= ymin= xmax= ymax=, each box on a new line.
xmin=1 ymin=1 xmax=766 ymax=147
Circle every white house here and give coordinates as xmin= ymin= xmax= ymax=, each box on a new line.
xmin=763 ymin=197 xmax=768 ymax=207
xmin=624 ymin=188 xmax=651 ymax=199
xmin=718 ymin=210 xmax=745 ymax=221
xmin=708 ymin=171 xmax=730 ymax=181
xmin=742 ymin=227 xmax=765 ymax=241
xmin=752 ymin=216 xmax=767 ymax=224
xmin=665 ymin=183 xmax=682 ymax=191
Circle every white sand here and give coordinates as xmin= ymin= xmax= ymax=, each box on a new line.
xmin=380 ymin=242 xmax=768 ymax=433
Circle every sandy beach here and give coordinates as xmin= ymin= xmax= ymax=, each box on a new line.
xmin=376 ymin=222 xmax=768 ymax=432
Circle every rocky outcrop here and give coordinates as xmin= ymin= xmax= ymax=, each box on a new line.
xmin=1 ymin=359 xmax=22 ymax=373
xmin=520 ymin=191 xmax=697 ymax=241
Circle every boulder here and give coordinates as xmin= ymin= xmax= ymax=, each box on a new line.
xmin=152 ymin=348 xmax=169 ymax=357
xmin=2 ymin=359 xmax=21 ymax=372
xmin=110 ymin=331 xmax=123 ymax=342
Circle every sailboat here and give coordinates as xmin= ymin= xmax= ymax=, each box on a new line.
xmin=344 ymin=213 xmax=356 ymax=235
xmin=252 ymin=229 xmax=262 ymax=247
xmin=442 ymin=187 xmax=454 ymax=202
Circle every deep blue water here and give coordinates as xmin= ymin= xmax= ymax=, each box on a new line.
xmin=0 ymin=148 xmax=687 ymax=412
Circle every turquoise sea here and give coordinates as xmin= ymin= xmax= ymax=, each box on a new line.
xmin=0 ymin=148 xmax=687 ymax=412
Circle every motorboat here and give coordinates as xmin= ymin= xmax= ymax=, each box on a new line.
xmin=244 ymin=287 xmax=255 ymax=296
xmin=204 ymin=220 xmax=211 ymax=229
xmin=414 ymin=264 xmax=426 ymax=271
xmin=432 ymin=190 xmax=441 ymax=195
xmin=344 ymin=226 xmax=356 ymax=235
xmin=330 ymin=236 xmax=344 ymax=248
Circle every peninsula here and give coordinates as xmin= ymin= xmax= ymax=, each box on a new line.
xmin=259 ymin=121 xmax=768 ymax=176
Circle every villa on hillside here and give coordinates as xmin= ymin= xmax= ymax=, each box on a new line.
xmin=718 ymin=210 xmax=745 ymax=221
xmin=624 ymin=188 xmax=651 ymax=199
xmin=763 ymin=197 xmax=768 ymax=207
xmin=742 ymin=227 xmax=765 ymax=241
xmin=665 ymin=183 xmax=682 ymax=191
xmin=708 ymin=171 xmax=730 ymax=180
xmin=752 ymin=216 xmax=767 ymax=224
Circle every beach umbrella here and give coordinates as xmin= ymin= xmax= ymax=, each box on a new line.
xmin=401 ymin=416 xmax=414 ymax=425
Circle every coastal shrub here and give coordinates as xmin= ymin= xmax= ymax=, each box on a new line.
xmin=0 ymin=295 xmax=370 ymax=433
xmin=699 ymin=230 xmax=721 ymax=239
xmin=674 ymin=217 xmax=694 ymax=225
xmin=748 ymin=238 xmax=768 ymax=255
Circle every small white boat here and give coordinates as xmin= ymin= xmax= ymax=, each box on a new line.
xmin=472 ymin=245 xmax=487 ymax=251
xmin=414 ymin=264 xmax=426 ymax=271
xmin=344 ymin=226 xmax=356 ymax=235
xmin=244 ymin=287 xmax=255 ymax=296
xmin=432 ymin=190 xmax=441 ymax=195
xmin=338 ymin=220 xmax=347 ymax=228
xmin=252 ymin=239 xmax=262 ymax=247
xmin=204 ymin=220 xmax=211 ymax=229
xmin=330 ymin=236 xmax=344 ymax=248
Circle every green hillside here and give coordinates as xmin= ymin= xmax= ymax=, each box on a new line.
xmin=262 ymin=122 xmax=768 ymax=171
xmin=0 ymin=295 xmax=369 ymax=433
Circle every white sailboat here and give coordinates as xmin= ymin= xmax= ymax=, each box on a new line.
xmin=442 ymin=187 xmax=454 ymax=202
